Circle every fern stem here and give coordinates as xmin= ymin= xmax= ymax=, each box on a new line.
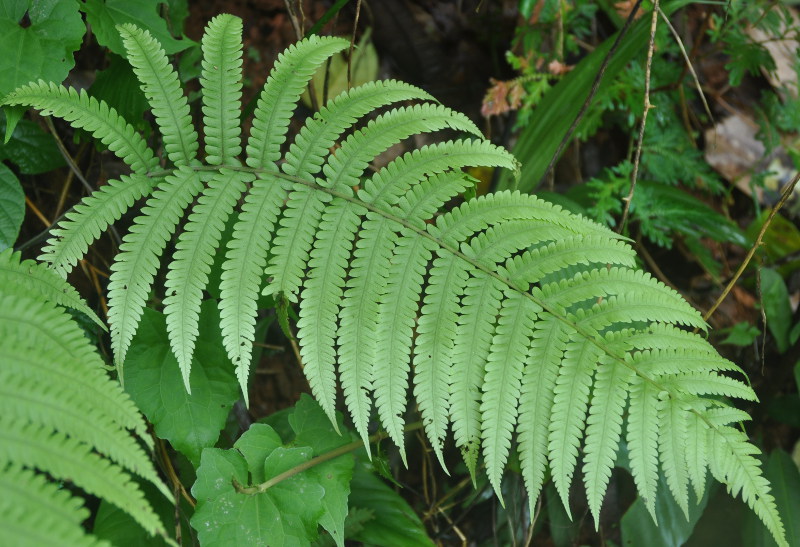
xmin=233 ymin=421 xmax=424 ymax=495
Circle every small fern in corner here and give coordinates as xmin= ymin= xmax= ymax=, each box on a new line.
xmin=0 ymin=249 xmax=170 ymax=544
xmin=1 ymin=14 xmax=787 ymax=544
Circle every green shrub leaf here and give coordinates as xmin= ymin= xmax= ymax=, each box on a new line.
xmin=0 ymin=0 xmax=84 ymax=99
xmin=81 ymin=0 xmax=189 ymax=57
xmin=124 ymin=301 xmax=240 ymax=466
xmin=0 ymin=163 xmax=23 ymax=250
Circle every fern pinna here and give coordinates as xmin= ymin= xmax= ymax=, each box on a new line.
xmin=1 ymin=14 xmax=786 ymax=544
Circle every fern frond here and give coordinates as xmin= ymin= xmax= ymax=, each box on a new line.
xmin=246 ymin=35 xmax=349 ymax=169
xmin=629 ymin=347 xmax=743 ymax=377
xmin=164 ymin=169 xmax=251 ymax=388
xmin=201 ymin=14 xmax=243 ymax=165
xmin=290 ymin=108 xmax=490 ymax=442
xmin=6 ymin=20 xmax=785 ymax=544
xmin=1 ymin=81 xmax=158 ymax=174
xmin=0 ymin=249 xmax=103 ymax=327
xmin=322 ymin=104 xmax=480 ymax=190
xmin=660 ymin=372 xmax=757 ymax=401
xmin=40 ymin=175 xmax=157 ymax=277
xmin=506 ymin=236 xmax=636 ymax=283
xmin=685 ymin=406 xmax=710 ymax=501
xmin=414 ymin=251 xmax=468 ymax=466
xmin=451 ymin=272 xmax=503 ymax=476
xmin=0 ymin=416 xmax=163 ymax=536
xmin=119 ymin=23 xmax=198 ymax=166
xmin=362 ymin=139 xmax=519 ymax=208
xmin=377 ymin=231 xmax=436 ymax=444
xmin=0 ymin=294 xmax=150 ymax=444
xmin=0 ymin=465 xmax=95 ymax=547
xmin=539 ymin=268 xmax=704 ymax=329
xmin=297 ymin=196 xmax=364 ymax=431
xmin=0 ymin=279 xmax=169 ymax=541
xmin=284 ymin=80 xmax=436 ymax=180
xmin=0 ymin=351 xmax=161 ymax=486
xmin=108 ymin=167 xmax=203 ymax=370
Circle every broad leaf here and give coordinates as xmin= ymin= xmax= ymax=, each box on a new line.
xmin=0 ymin=0 xmax=84 ymax=98
xmin=761 ymin=268 xmax=792 ymax=353
xmin=289 ymin=395 xmax=354 ymax=546
xmin=123 ymin=301 xmax=240 ymax=466
xmin=191 ymin=396 xmax=357 ymax=547
xmin=0 ymin=111 xmax=64 ymax=174
xmin=90 ymin=53 xmax=150 ymax=129
xmin=622 ymin=474 xmax=714 ymax=547
xmin=0 ymin=162 xmax=23 ymax=249
xmin=191 ymin=424 xmax=327 ymax=546
xmin=348 ymin=463 xmax=435 ymax=547
xmin=81 ymin=0 xmax=189 ymax=57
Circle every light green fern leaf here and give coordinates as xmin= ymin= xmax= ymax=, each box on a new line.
xmin=583 ymin=351 xmax=633 ymax=527
xmin=201 ymin=14 xmax=243 ymax=165
xmin=164 ymin=169 xmax=251 ymax=388
xmin=707 ymin=421 xmax=786 ymax=545
xmin=1 ymin=81 xmax=158 ymax=174
xmin=0 ymin=465 xmax=96 ymax=547
xmin=108 ymin=167 xmax=203 ymax=370
xmin=246 ymin=35 xmax=349 ymax=169
xmin=0 ymin=417 xmax=162 ymax=535
xmin=0 ymin=268 xmax=169 ymax=542
xmin=518 ymin=316 xmax=567 ymax=513
xmin=0 ymin=249 xmax=103 ymax=327
xmin=119 ymin=23 xmax=198 ymax=167
xmin=685 ymin=403 xmax=710 ymax=501
xmin=0 ymin=293 xmax=148 ymax=444
xmin=627 ymin=378 xmax=661 ymax=517
xmin=548 ymin=335 xmax=603 ymax=517
xmin=219 ymin=176 xmax=287 ymax=380
xmin=659 ymin=396 xmax=691 ymax=518
xmin=0 ymin=347 xmax=161 ymax=487
xmin=481 ymin=290 xmax=540 ymax=499
xmin=39 ymin=174 xmax=157 ymax=277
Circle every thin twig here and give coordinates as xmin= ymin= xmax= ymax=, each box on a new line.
xmin=659 ymin=8 xmax=713 ymax=125
xmin=347 ymin=0 xmax=363 ymax=90
xmin=44 ymin=117 xmax=123 ymax=246
xmin=539 ymin=0 xmax=645 ymax=188
xmin=44 ymin=117 xmax=95 ymax=196
xmin=285 ymin=0 xmax=320 ymax=112
xmin=25 ymin=196 xmax=50 ymax=227
xmin=619 ymin=0 xmax=660 ymax=234
xmin=283 ymin=0 xmax=303 ymax=38
xmin=158 ymin=438 xmax=196 ymax=507
xmin=703 ymin=171 xmax=800 ymax=322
